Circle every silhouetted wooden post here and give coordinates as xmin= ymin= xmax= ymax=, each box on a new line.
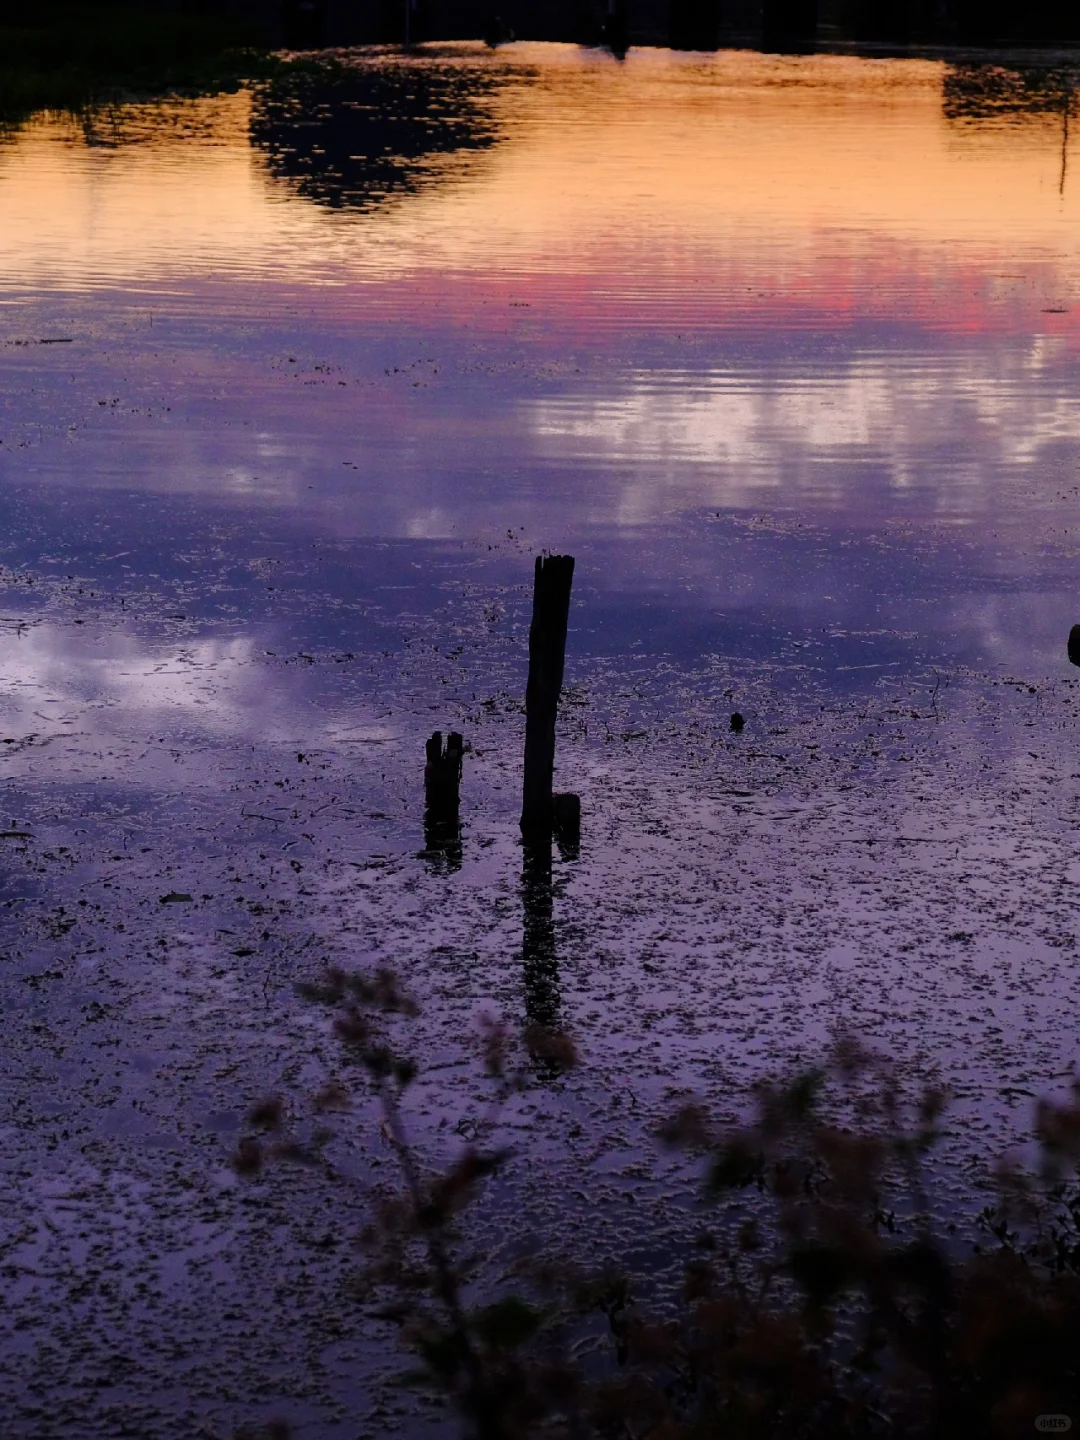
xmin=521 ymin=554 xmax=575 ymax=837
xmin=425 ymin=730 xmax=463 ymax=812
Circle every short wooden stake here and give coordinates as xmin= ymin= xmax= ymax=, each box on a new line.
xmin=520 ymin=554 xmax=575 ymax=837
xmin=425 ymin=730 xmax=463 ymax=813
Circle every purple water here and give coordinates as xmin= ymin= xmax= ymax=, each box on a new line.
xmin=3 ymin=43 xmax=1080 ymax=1437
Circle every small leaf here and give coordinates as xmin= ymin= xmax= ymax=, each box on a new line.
xmin=524 ymin=1024 xmax=578 ymax=1072
xmin=268 ymin=1139 xmax=319 ymax=1167
xmin=783 ymin=1068 xmax=824 ymax=1120
xmin=418 ymin=1330 xmax=467 ymax=1379
xmin=231 ymin=1136 xmax=263 ymax=1176
xmin=706 ymin=1139 xmax=764 ymax=1192
xmin=312 ymin=1079 xmax=351 ymax=1113
xmin=472 ymin=1295 xmax=544 ymax=1349
xmin=788 ymin=1242 xmax=855 ymax=1306
xmin=247 ymin=1095 xmax=284 ymax=1130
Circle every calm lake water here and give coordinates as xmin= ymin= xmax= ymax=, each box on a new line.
xmin=4 ymin=43 xmax=1080 ymax=1437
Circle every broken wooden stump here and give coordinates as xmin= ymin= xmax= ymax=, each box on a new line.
xmin=425 ymin=730 xmax=463 ymax=814
xmin=521 ymin=554 xmax=577 ymax=837
xmin=552 ymin=791 xmax=580 ymax=851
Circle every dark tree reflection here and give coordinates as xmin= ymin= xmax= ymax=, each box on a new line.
xmin=249 ymin=58 xmax=511 ymax=211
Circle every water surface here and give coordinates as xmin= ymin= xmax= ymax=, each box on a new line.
xmin=3 ymin=44 xmax=1080 ymax=1438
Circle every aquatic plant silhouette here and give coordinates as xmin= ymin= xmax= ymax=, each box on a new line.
xmin=235 ymin=966 xmax=1080 ymax=1439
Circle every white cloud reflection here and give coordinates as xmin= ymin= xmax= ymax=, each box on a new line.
xmin=0 ymin=627 xmax=260 ymax=734
xmin=526 ymin=339 xmax=1080 ymax=522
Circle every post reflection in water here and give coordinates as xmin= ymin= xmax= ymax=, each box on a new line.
xmin=522 ymin=835 xmax=560 ymax=1038
xmin=521 ymin=815 xmax=579 ymax=1064
xmin=421 ymin=806 xmax=463 ymax=872
xmin=421 ymin=731 xmax=465 ymax=873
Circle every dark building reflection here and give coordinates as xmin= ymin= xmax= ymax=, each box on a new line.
xmin=250 ymin=59 xmax=507 ymax=211
xmin=943 ymin=65 xmax=1076 ymax=193
xmin=233 ymin=0 xmax=1080 ymax=56
xmin=761 ymin=0 xmax=817 ymax=50
xmin=834 ymin=0 xmax=1080 ymax=44
xmin=943 ymin=65 xmax=1077 ymax=120
xmin=231 ymin=0 xmax=1080 ymax=54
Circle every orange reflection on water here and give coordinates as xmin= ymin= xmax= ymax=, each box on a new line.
xmin=0 ymin=45 xmax=1077 ymax=341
